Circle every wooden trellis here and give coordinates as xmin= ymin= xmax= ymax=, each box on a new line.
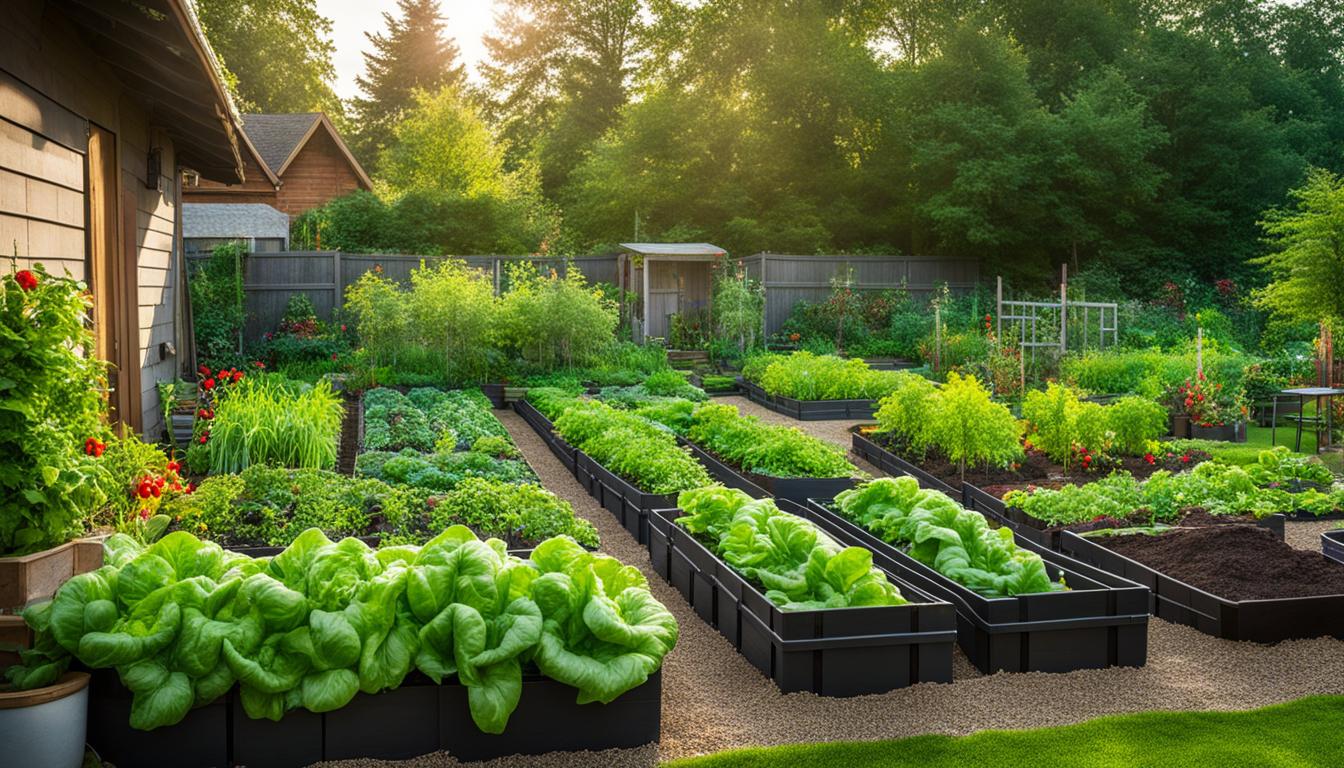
xmin=995 ymin=269 xmax=1118 ymax=364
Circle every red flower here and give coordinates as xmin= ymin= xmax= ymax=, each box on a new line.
xmin=232 ymin=371 xmax=243 ymax=383
xmin=14 ymin=270 xmax=38 ymax=291
xmin=1184 ymin=397 xmax=1193 ymax=407
xmin=185 ymin=483 xmax=196 ymax=494
xmin=203 ymin=378 xmax=215 ymax=391
xmin=151 ymin=485 xmax=161 ymax=498
xmin=136 ymin=483 xmax=151 ymax=499
xmin=253 ymin=361 xmax=265 ymax=368
xmin=199 ymin=434 xmax=208 ymax=444
xmin=331 ymin=352 xmax=339 ymax=361
xmin=166 ymin=460 xmax=180 ymax=473
xmin=199 ymin=365 xmax=211 ymax=377
xmin=1180 ymin=454 xmax=1191 ymax=463
xmin=1196 ymin=393 xmax=1203 ymax=402
xmin=340 ymin=324 xmax=347 ymax=332
xmin=1144 ymin=453 xmax=1155 ymax=465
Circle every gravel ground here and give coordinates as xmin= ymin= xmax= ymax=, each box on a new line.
xmin=311 ymin=404 xmax=1344 ymax=768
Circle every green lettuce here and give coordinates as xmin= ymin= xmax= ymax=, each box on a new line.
xmin=676 ymin=486 xmax=907 ymax=610
xmin=834 ymin=477 xmax=1061 ymax=597
xmin=7 ymin=527 xmax=675 ymax=735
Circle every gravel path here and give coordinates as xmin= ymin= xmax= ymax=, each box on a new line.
xmin=313 ymin=405 xmax=1344 ymax=768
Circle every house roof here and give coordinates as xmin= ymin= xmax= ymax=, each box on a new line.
xmin=183 ymin=203 xmax=290 ymax=240
xmin=242 ymin=113 xmax=374 ymax=190
xmin=620 ymin=243 xmax=727 ymax=257
xmin=53 ymin=0 xmax=249 ymax=184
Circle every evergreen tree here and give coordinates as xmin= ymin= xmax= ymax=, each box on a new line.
xmin=351 ymin=0 xmax=466 ymax=168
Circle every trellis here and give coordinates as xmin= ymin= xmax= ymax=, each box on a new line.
xmin=995 ymin=270 xmax=1118 ymax=365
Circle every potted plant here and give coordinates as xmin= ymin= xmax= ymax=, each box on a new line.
xmin=1181 ymin=373 xmax=1246 ymax=442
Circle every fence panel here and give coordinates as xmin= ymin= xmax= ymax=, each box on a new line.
xmin=746 ymin=253 xmax=980 ymax=336
xmin=187 ymin=251 xmax=620 ymax=344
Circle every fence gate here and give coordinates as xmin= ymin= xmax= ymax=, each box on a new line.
xmin=995 ymin=271 xmax=1118 ymax=364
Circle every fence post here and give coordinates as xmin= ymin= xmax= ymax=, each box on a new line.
xmin=996 ymin=275 xmax=1002 ymax=339
xmin=332 ymin=250 xmax=342 ymax=319
xmin=1059 ymin=263 xmax=1068 ymax=355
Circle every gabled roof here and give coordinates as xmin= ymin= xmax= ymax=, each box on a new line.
xmin=52 ymin=0 xmax=249 ymax=183
xmin=242 ymin=113 xmax=373 ymax=190
xmin=620 ymin=243 xmax=727 ymax=257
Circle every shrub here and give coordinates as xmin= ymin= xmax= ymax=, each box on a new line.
xmin=713 ymin=267 xmax=765 ymax=355
xmin=873 ymin=374 xmax=940 ymax=453
xmin=408 ymin=259 xmax=498 ymax=383
xmin=189 ymin=242 xmax=246 ymax=362
xmin=1107 ymin=396 xmax=1168 ymax=455
xmin=498 ymin=264 xmax=617 ymax=370
xmin=1 ymin=265 xmax=109 ymax=554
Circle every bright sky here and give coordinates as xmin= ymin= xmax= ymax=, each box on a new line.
xmin=316 ymin=0 xmax=499 ymax=100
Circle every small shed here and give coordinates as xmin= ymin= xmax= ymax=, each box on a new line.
xmin=619 ymin=243 xmax=726 ymax=342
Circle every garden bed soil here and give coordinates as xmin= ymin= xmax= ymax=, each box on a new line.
xmin=1098 ymin=525 xmax=1344 ymax=601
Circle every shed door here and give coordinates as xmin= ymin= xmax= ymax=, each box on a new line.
xmin=646 ymin=260 xmax=680 ymax=340
xmin=87 ymin=125 xmax=135 ymax=427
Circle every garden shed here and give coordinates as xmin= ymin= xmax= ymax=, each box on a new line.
xmin=620 ymin=242 xmax=727 ymax=342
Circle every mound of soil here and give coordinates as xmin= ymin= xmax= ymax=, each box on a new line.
xmin=1053 ymin=508 xmax=1258 ymax=536
xmin=1098 ymin=525 xmax=1344 ymax=601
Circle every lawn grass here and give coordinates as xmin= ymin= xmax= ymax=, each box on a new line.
xmin=665 ymin=696 xmax=1344 ymax=768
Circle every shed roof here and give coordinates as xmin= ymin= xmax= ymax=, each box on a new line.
xmin=619 ymin=243 xmax=726 ymax=257
xmin=183 ymin=203 xmax=290 ymax=239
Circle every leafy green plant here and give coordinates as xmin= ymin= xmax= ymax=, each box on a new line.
xmin=206 ymin=376 xmax=343 ymax=474
xmin=552 ymin=401 xmax=712 ymax=494
xmin=524 ymin=386 xmax=582 ymax=420
xmin=427 ymin=477 xmax=598 ymax=548
xmin=642 ymin=369 xmax=708 ymax=400
xmin=471 ymin=435 xmax=521 ymax=459
xmin=7 ymin=527 xmax=674 ymax=735
xmin=757 ymin=351 xmax=910 ymax=400
xmin=188 ymin=242 xmax=246 ymax=362
xmin=676 ymin=486 xmax=907 ymax=610
xmin=926 ymin=373 xmax=1023 ymax=481
xmin=681 ymin=404 xmax=857 ymax=479
xmin=0 ymin=264 xmax=109 ymax=555
xmin=1246 ymin=446 xmax=1334 ymax=488
xmin=1106 ymin=396 xmax=1168 ymax=455
xmin=834 ymin=477 xmax=1061 ymax=597
xmin=355 ymin=448 xmax=534 ymax=492
xmin=498 ymin=264 xmax=617 ymax=371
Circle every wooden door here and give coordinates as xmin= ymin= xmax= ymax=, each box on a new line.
xmin=87 ymin=125 xmax=135 ymax=427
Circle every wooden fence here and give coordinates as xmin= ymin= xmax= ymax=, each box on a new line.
xmin=185 ymin=251 xmax=620 ymax=343
xmin=740 ymin=253 xmax=980 ymax=336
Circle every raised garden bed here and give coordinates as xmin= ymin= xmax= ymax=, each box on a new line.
xmin=688 ymin=373 xmax=740 ymax=397
xmin=1060 ymin=525 xmax=1344 ymax=642
xmin=855 ymin=425 xmax=1286 ymax=549
xmin=1324 ymin=529 xmax=1344 ymax=565
xmin=646 ymin=506 xmax=956 ymax=696
xmin=678 ymin=436 xmax=855 ymax=505
xmin=573 ymin=450 xmax=674 ymax=545
xmin=336 ymin=390 xmax=362 ymax=476
xmin=804 ymin=499 xmax=1150 ymax=674
xmin=513 ymin=398 xmax=578 ymax=472
xmin=480 ymin=383 xmax=506 ymax=408
xmin=1190 ymin=420 xmax=1247 ymax=442
xmin=86 ymin=668 xmax=662 ymax=768
xmin=739 ymin=378 xmax=879 ymax=420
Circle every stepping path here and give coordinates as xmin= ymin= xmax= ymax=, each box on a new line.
xmin=318 ymin=406 xmax=1344 ymax=768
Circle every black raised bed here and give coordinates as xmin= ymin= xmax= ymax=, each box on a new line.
xmin=688 ymin=373 xmax=740 ymax=397
xmin=512 ymin=398 xmax=578 ymax=473
xmin=572 ymin=450 xmax=675 ymax=545
xmin=677 ymin=436 xmax=856 ymax=505
xmin=855 ymin=425 xmax=1288 ymax=549
xmin=481 ymin=383 xmax=506 ymax=408
xmin=86 ymin=668 xmax=662 ymax=767
xmin=739 ymin=378 xmax=879 ymax=421
xmin=1323 ymin=529 xmax=1344 ymax=565
xmin=1060 ymin=530 xmax=1344 ymax=642
xmin=804 ymin=499 xmax=1150 ymax=673
xmin=646 ymin=507 xmax=955 ymax=696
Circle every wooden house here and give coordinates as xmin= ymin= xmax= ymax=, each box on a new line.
xmin=184 ymin=112 xmax=373 ymax=219
xmin=1 ymin=0 xmax=251 ymax=437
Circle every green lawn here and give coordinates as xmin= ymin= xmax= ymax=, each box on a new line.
xmin=666 ymin=696 xmax=1344 ymax=768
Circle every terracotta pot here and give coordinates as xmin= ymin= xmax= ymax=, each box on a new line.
xmin=0 ymin=671 xmax=90 ymax=768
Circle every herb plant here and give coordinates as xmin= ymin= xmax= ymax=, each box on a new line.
xmin=552 ymin=401 xmax=712 ymax=494
xmin=206 ymin=376 xmax=343 ymax=473
xmin=681 ymin=404 xmax=857 ymax=479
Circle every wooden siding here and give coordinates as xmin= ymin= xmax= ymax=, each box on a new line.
xmin=272 ymin=127 xmax=364 ymax=216
xmin=1 ymin=1 xmax=193 ymax=438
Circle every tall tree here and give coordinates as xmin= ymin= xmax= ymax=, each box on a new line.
xmin=482 ymin=0 xmax=645 ymax=194
xmin=1253 ymin=168 xmax=1344 ymax=327
xmin=194 ymin=0 xmax=341 ymax=115
xmin=351 ymin=0 xmax=466 ymax=168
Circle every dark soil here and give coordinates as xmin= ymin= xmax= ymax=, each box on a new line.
xmin=336 ymin=391 xmax=361 ymax=476
xmin=871 ymin=433 xmax=1209 ymax=495
xmin=1053 ymin=508 xmax=1261 ymax=536
xmin=1099 ymin=525 xmax=1344 ymax=601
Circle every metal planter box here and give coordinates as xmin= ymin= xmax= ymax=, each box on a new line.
xmin=647 ymin=508 xmax=955 ymax=696
xmin=572 ymin=451 xmax=676 ymax=545
xmin=739 ymin=378 xmax=879 ymax=420
xmin=805 ymin=500 xmax=1150 ymax=673
xmin=1060 ymin=530 xmax=1344 ymax=642
xmin=678 ymin=436 xmax=855 ymax=505
xmin=1324 ymin=530 xmax=1344 ymax=565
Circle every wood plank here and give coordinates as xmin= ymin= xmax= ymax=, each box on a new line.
xmin=0 ymin=70 xmax=88 ymax=152
xmin=0 ymin=119 xmax=83 ymax=190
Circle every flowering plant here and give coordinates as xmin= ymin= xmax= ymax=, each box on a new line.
xmin=1177 ymin=372 xmax=1242 ymax=427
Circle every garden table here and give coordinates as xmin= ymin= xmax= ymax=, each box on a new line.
xmin=1270 ymin=387 xmax=1344 ymax=453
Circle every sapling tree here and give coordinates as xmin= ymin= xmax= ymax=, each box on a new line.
xmin=927 ymin=372 xmax=1022 ymax=481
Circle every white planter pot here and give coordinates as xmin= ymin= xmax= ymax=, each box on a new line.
xmin=0 ymin=671 xmax=89 ymax=768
